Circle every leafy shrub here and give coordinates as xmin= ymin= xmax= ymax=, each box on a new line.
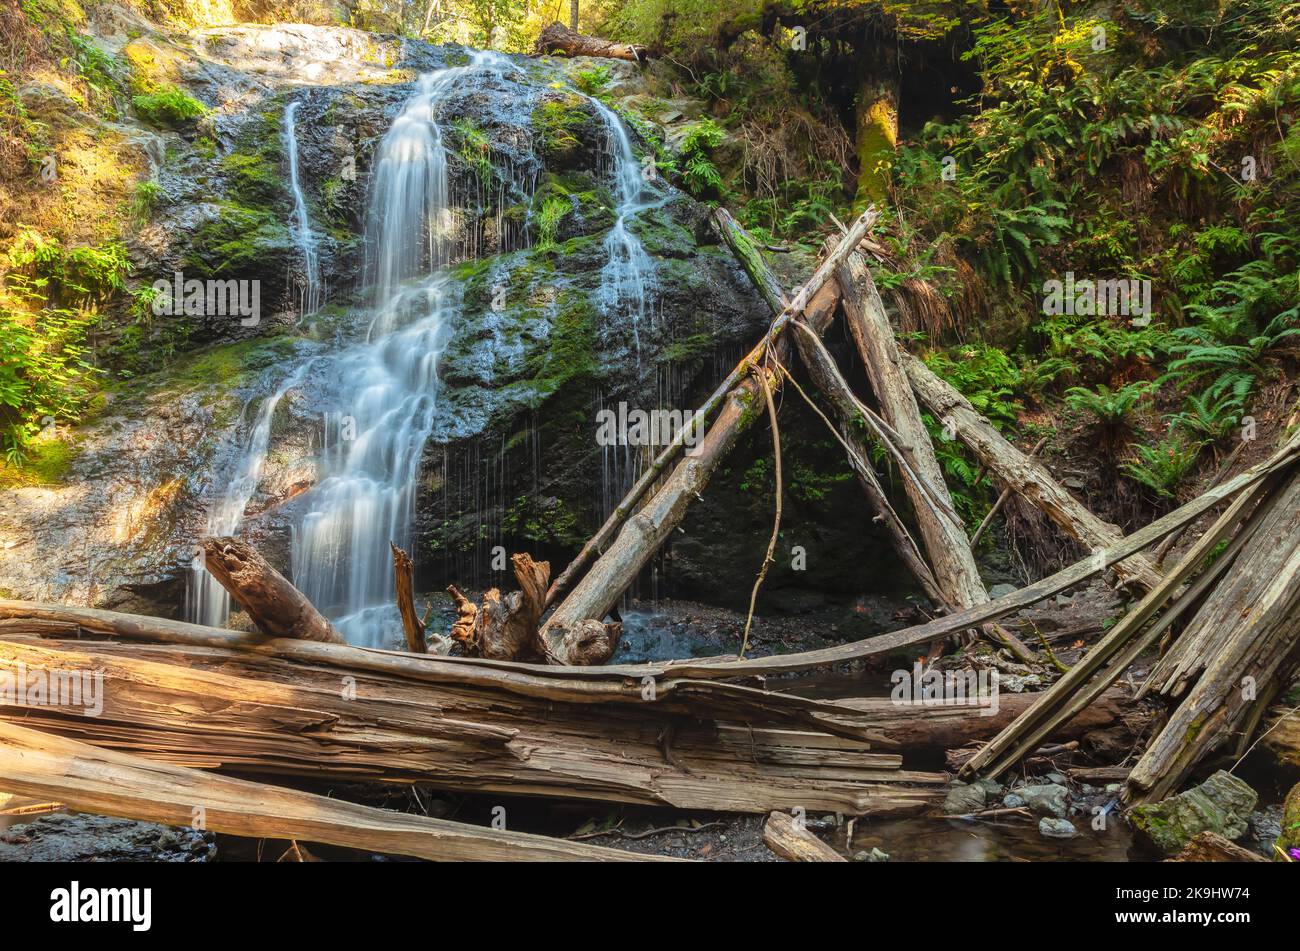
xmin=131 ymin=85 xmax=206 ymax=127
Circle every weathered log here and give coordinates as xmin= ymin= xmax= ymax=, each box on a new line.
xmin=0 ymin=720 xmax=662 ymax=862
xmin=534 ymin=21 xmax=649 ymax=61
xmin=543 ymin=208 xmax=879 ymax=639
xmin=838 ymin=254 xmax=986 ymax=612
xmin=763 ymin=811 xmax=846 ymax=862
xmin=390 ymin=543 xmax=426 ymax=654
xmin=902 ymin=355 xmax=1163 ymax=591
xmin=1125 ymin=469 xmax=1300 ymax=803
xmin=0 ymin=625 xmax=944 ymax=816
xmin=201 ymin=536 xmax=344 ymax=644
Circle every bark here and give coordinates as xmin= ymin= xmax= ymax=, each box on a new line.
xmin=0 ymin=615 xmax=944 ymax=816
xmin=903 ymin=355 xmax=1163 ymax=591
xmin=543 ymin=208 xmax=879 ymax=638
xmin=534 ymin=21 xmax=649 ymax=61
xmin=763 ymin=811 xmax=846 ymax=862
xmin=853 ymin=42 xmax=898 ymax=210
xmin=201 ymin=536 xmax=344 ymax=643
xmin=1168 ymin=832 xmax=1268 ymax=863
xmin=0 ymin=720 xmax=660 ymax=862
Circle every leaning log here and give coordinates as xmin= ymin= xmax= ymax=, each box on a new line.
xmin=534 ymin=21 xmax=649 ymax=61
xmin=201 ymin=536 xmax=344 ymax=644
xmin=542 ymin=208 xmax=879 ymax=644
xmin=902 ymin=354 xmax=1162 ymax=591
xmin=0 ymin=720 xmax=662 ymax=862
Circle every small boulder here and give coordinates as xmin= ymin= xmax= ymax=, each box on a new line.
xmin=1002 ymin=793 xmax=1026 ymax=809
xmin=1128 ymin=770 xmax=1258 ymax=856
xmin=943 ymin=782 xmax=986 ymax=815
xmin=1020 ymin=783 xmax=1070 ymax=818
xmin=1039 ymin=818 xmax=1078 ymax=839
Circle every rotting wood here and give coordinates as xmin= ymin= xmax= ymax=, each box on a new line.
xmin=763 ymin=811 xmax=847 ymax=862
xmin=201 ymin=536 xmax=345 ymax=644
xmin=903 ymin=355 xmax=1163 ymax=592
xmin=391 ymin=543 xmax=426 ymax=654
xmin=0 ymin=720 xmax=667 ymax=862
xmin=542 ymin=208 xmax=880 ymax=641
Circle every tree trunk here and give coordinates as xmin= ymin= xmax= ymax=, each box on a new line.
xmin=391 ymin=543 xmax=426 ymax=654
xmin=569 ymin=0 xmax=579 ymax=31
xmin=534 ymin=21 xmax=649 ymax=61
xmin=903 ymin=354 xmax=1163 ymax=591
xmin=201 ymin=536 xmax=344 ymax=644
xmin=853 ymin=42 xmax=898 ymax=210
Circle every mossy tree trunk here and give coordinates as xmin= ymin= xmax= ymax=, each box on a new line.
xmin=854 ymin=39 xmax=898 ymax=210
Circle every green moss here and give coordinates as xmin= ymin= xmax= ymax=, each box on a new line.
xmin=532 ymin=94 xmax=588 ymax=165
xmin=131 ymin=85 xmax=207 ymax=128
xmin=184 ymin=202 xmax=290 ymax=278
xmin=0 ymin=435 xmax=80 ymax=488
xmin=219 ymin=152 xmax=283 ymax=206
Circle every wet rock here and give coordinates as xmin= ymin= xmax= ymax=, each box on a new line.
xmin=1276 ymin=781 xmax=1300 ymax=858
xmin=975 ymin=777 xmax=1004 ymax=798
xmin=1020 ymin=783 xmax=1070 ymax=818
xmin=1039 ymin=817 xmax=1078 ymax=839
xmin=1003 ymin=793 xmax=1027 ymax=809
xmin=1128 ymin=770 xmax=1258 ymax=856
xmin=943 ymin=782 xmax=986 ymax=815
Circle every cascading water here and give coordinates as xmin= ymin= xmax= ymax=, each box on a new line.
xmin=186 ymin=363 xmax=309 ymax=627
xmin=589 ymin=97 xmax=662 ymax=359
xmin=290 ymin=53 xmax=513 ymax=645
xmin=284 ymin=100 xmax=322 ymax=318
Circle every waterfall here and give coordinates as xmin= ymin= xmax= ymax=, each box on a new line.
xmin=588 ymin=97 xmax=660 ymax=358
xmin=186 ymin=363 xmax=310 ymax=628
xmin=284 ymin=100 xmax=322 ymax=318
xmin=290 ymin=55 xmax=511 ymax=646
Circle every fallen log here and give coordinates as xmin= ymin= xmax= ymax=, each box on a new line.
xmin=763 ymin=811 xmax=846 ymax=862
xmin=0 ymin=611 xmax=945 ymax=816
xmin=902 ymin=355 xmax=1162 ymax=591
xmin=201 ymin=536 xmax=344 ymax=644
xmin=534 ymin=21 xmax=649 ymax=61
xmin=542 ymin=208 xmax=879 ymax=642
xmin=1125 ymin=468 xmax=1300 ymax=803
xmin=0 ymin=720 xmax=662 ymax=862
xmin=1167 ymin=831 xmax=1268 ymax=863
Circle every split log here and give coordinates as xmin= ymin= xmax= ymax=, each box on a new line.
xmin=0 ymin=720 xmax=662 ymax=862
xmin=390 ymin=543 xmax=425 ymax=654
xmin=542 ymin=208 xmax=879 ymax=642
xmin=902 ymin=355 xmax=1162 ymax=591
xmin=1125 ymin=469 xmax=1300 ymax=803
xmin=763 ymin=811 xmax=846 ymax=862
xmin=534 ymin=21 xmax=649 ymax=61
xmin=201 ymin=536 xmax=344 ymax=644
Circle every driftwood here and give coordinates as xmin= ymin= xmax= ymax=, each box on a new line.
xmin=902 ymin=356 xmax=1162 ymax=591
xmin=542 ymin=208 xmax=879 ymax=642
xmin=0 ymin=720 xmax=661 ymax=862
xmin=534 ymin=21 xmax=649 ymax=61
xmin=201 ymin=536 xmax=344 ymax=643
xmin=763 ymin=811 xmax=846 ymax=862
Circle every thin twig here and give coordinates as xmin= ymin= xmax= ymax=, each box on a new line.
xmin=740 ymin=364 xmax=783 ymax=659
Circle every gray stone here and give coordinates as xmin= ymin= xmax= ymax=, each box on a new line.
xmin=1046 ymin=771 xmax=1068 ymax=785
xmin=1039 ymin=817 xmax=1078 ymax=839
xmin=1020 ymin=783 xmax=1070 ymax=818
xmin=867 ymin=846 xmax=890 ymax=862
xmin=1128 ymin=770 xmax=1259 ymax=856
xmin=1002 ymin=793 xmax=1026 ymax=809
xmin=975 ymin=777 xmax=1004 ymax=798
xmin=943 ymin=782 xmax=987 ymax=815
xmin=989 ymin=583 xmax=1018 ymax=599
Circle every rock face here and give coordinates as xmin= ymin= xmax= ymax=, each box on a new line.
xmin=0 ymin=19 xmax=906 ymax=631
xmin=1128 ymin=770 xmax=1259 ymax=856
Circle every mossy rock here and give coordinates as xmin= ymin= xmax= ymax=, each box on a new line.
xmin=184 ymin=202 xmax=292 ymax=280
xmin=1276 ymin=781 xmax=1300 ymax=859
xmin=1128 ymin=770 xmax=1258 ymax=856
